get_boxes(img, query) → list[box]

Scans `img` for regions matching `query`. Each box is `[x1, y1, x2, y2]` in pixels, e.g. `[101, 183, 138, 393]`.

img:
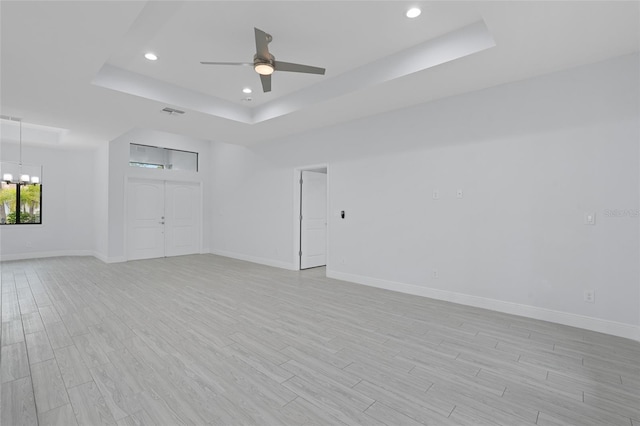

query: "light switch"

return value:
[584, 212, 596, 225]
[584, 290, 595, 303]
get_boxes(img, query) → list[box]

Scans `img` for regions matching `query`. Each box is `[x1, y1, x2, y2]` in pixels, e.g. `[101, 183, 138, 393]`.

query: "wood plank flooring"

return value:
[1, 254, 639, 425]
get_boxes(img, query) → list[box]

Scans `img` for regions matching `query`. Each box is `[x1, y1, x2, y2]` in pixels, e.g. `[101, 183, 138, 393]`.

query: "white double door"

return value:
[127, 179, 201, 260]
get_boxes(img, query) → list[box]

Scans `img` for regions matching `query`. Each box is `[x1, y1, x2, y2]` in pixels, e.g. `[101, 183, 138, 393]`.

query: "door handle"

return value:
[159, 221, 165, 224]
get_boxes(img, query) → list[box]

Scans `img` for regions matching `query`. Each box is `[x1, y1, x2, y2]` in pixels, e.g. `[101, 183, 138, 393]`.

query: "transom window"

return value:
[129, 144, 198, 172]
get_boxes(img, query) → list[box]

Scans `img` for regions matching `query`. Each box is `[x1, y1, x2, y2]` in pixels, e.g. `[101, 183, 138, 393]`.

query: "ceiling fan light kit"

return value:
[254, 59, 275, 76]
[201, 27, 326, 93]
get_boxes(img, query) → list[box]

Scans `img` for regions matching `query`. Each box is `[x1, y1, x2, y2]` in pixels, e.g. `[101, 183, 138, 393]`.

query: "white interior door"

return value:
[165, 181, 200, 257]
[127, 179, 165, 260]
[300, 171, 327, 269]
[127, 179, 201, 261]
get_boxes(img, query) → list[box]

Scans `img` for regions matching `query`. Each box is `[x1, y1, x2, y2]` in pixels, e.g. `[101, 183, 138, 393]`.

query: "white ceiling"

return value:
[1, 1, 638, 147]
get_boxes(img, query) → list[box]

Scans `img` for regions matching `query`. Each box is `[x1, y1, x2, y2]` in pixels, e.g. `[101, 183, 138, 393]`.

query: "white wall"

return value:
[0, 143, 97, 260]
[209, 141, 294, 268]
[107, 128, 212, 262]
[94, 143, 109, 261]
[210, 53, 640, 339]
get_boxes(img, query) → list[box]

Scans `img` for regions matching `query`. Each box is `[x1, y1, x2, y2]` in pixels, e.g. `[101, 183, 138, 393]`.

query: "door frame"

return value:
[124, 177, 204, 261]
[292, 164, 329, 271]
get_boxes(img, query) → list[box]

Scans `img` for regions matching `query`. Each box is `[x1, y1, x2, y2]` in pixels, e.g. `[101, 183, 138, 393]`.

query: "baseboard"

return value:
[0, 250, 129, 264]
[210, 249, 297, 271]
[0, 250, 96, 262]
[94, 253, 126, 264]
[327, 269, 640, 342]
[92, 252, 109, 263]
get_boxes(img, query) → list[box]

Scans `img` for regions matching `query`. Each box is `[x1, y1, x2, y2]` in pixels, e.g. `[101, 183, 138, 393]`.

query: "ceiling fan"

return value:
[200, 27, 326, 93]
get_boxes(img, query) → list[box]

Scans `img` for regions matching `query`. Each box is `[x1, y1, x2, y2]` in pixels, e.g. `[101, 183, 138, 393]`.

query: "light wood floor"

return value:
[1, 255, 639, 426]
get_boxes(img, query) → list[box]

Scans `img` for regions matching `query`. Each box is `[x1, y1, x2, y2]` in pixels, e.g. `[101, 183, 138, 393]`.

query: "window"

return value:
[129, 144, 198, 172]
[0, 181, 42, 224]
[129, 162, 164, 169]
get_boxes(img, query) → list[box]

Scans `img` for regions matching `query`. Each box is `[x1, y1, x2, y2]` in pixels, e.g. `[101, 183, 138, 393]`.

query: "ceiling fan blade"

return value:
[254, 27, 271, 59]
[260, 74, 272, 93]
[274, 61, 325, 75]
[200, 61, 253, 66]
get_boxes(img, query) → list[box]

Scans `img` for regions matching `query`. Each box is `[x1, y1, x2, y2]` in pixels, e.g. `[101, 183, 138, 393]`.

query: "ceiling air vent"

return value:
[162, 107, 185, 115]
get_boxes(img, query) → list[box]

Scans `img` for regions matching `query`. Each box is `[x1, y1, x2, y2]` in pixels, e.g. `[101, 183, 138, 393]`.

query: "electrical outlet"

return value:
[584, 212, 596, 225]
[341, 258, 346, 264]
[432, 190, 439, 200]
[457, 189, 463, 199]
[26, 241, 32, 248]
[583, 290, 595, 303]
[432, 270, 439, 279]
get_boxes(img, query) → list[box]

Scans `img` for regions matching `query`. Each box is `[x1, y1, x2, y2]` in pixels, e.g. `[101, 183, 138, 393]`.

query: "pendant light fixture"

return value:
[1, 116, 41, 185]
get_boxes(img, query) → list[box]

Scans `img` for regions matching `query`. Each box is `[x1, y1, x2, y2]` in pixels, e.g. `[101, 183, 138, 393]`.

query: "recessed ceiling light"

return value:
[144, 52, 158, 61]
[406, 7, 421, 18]
[242, 87, 252, 94]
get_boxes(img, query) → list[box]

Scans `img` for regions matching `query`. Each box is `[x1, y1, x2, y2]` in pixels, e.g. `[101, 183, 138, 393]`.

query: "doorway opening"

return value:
[294, 165, 328, 270]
